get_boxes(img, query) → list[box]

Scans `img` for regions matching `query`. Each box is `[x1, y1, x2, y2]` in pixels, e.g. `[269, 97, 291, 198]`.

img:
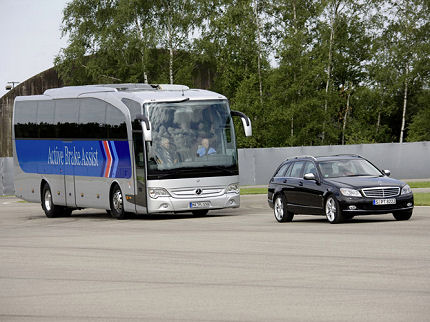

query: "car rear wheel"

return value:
[392, 210, 413, 221]
[273, 194, 294, 222]
[325, 196, 343, 224]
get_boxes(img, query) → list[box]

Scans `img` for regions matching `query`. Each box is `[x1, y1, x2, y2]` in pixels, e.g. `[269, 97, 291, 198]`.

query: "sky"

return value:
[0, 0, 70, 98]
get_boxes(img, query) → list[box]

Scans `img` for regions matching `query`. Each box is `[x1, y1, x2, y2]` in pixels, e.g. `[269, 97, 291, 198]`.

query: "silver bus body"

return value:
[12, 84, 251, 217]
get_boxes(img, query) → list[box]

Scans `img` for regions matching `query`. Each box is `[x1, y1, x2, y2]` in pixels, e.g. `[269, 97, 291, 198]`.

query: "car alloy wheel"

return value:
[273, 195, 294, 223]
[325, 196, 343, 224]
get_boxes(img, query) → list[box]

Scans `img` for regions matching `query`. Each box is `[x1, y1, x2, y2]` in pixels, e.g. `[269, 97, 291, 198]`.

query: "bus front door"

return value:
[133, 133, 147, 212]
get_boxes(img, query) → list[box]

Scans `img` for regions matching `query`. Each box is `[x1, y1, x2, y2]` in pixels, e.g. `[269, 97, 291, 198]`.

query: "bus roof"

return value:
[38, 84, 226, 102]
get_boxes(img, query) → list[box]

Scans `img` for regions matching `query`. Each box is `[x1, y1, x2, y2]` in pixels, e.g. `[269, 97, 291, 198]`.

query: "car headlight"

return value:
[226, 183, 240, 194]
[340, 188, 362, 197]
[148, 187, 170, 199]
[401, 184, 412, 195]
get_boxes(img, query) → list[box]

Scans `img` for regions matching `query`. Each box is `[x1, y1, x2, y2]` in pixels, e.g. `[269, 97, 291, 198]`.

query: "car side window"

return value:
[303, 161, 318, 177]
[289, 161, 305, 178]
[274, 163, 290, 177]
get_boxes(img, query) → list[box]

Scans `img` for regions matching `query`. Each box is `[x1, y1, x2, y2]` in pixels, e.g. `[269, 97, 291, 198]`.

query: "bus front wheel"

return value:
[110, 185, 127, 220]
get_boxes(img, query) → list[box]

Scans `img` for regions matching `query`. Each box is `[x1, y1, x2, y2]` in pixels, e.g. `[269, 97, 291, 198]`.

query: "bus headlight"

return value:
[401, 184, 412, 195]
[340, 188, 362, 197]
[226, 183, 240, 194]
[148, 188, 171, 199]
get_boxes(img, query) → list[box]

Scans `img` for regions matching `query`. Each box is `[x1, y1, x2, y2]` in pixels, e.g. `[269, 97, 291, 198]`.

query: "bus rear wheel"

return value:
[41, 184, 69, 218]
[110, 185, 127, 220]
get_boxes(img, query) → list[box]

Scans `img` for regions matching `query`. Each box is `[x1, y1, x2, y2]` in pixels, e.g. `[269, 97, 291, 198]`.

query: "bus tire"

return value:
[110, 184, 127, 220]
[41, 184, 62, 218]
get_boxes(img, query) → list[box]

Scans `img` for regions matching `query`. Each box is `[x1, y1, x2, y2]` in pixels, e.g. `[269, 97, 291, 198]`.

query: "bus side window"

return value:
[54, 99, 79, 139]
[106, 104, 127, 140]
[37, 101, 55, 139]
[14, 101, 38, 139]
[79, 98, 107, 139]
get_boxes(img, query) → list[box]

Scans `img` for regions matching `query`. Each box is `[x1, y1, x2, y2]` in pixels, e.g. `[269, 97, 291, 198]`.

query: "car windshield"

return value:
[145, 99, 238, 179]
[318, 159, 383, 178]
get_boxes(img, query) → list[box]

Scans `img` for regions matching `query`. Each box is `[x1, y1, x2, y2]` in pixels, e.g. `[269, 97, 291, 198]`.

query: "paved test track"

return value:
[0, 195, 429, 321]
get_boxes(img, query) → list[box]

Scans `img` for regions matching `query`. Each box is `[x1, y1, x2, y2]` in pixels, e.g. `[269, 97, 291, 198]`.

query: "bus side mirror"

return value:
[136, 114, 152, 142]
[231, 110, 252, 137]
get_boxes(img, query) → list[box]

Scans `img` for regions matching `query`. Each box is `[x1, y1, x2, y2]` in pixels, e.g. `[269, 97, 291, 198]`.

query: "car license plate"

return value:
[373, 199, 396, 205]
[190, 201, 211, 208]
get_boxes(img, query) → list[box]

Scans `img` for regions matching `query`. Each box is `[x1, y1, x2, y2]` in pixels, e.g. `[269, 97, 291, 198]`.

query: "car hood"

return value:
[325, 176, 405, 189]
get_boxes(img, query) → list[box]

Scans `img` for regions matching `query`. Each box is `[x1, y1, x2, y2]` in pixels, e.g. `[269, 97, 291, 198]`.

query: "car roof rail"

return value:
[293, 155, 316, 160]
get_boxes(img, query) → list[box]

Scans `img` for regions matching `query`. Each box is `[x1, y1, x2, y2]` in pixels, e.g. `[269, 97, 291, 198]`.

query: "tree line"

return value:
[55, 0, 430, 148]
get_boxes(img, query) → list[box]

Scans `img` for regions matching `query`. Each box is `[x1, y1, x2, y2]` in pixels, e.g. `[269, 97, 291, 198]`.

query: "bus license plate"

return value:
[373, 199, 396, 205]
[190, 201, 211, 208]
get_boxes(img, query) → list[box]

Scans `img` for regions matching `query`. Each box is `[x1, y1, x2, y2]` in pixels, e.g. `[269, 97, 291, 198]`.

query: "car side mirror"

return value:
[304, 173, 316, 181]
[383, 169, 391, 177]
[136, 114, 152, 142]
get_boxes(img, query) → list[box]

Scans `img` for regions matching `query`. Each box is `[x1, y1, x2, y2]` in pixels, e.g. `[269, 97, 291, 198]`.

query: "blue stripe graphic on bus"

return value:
[15, 140, 131, 178]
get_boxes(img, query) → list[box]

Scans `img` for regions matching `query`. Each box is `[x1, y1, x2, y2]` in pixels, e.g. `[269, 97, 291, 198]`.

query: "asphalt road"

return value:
[1, 195, 429, 321]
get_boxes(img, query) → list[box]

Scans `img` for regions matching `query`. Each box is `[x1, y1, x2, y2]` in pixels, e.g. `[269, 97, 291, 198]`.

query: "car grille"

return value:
[361, 187, 400, 198]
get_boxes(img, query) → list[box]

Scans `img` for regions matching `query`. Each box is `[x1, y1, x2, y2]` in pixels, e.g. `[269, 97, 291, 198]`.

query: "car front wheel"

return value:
[325, 196, 343, 224]
[393, 210, 413, 221]
[273, 194, 294, 222]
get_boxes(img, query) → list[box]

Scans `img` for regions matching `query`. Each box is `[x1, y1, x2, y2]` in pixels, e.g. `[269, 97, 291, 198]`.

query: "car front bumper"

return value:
[338, 193, 414, 215]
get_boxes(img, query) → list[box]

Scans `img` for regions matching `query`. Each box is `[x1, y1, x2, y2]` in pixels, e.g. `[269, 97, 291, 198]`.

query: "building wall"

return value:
[238, 142, 430, 186]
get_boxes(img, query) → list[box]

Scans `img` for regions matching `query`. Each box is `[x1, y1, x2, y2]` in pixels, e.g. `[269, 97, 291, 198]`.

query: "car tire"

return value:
[192, 210, 209, 216]
[325, 195, 343, 224]
[392, 210, 413, 221]
[110, 184, 127, 220]
[41, 184, 64, 218]
[273, 194, 294, 223]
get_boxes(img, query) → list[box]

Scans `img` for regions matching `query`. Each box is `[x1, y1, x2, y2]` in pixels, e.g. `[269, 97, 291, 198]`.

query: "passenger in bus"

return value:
[196, 137, 216, 157]
[155, 137, 180, 165]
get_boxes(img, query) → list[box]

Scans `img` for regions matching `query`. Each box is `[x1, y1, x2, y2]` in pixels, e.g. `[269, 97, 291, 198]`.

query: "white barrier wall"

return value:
[238, 142, 430, 186]
[2, 142, 430, 194]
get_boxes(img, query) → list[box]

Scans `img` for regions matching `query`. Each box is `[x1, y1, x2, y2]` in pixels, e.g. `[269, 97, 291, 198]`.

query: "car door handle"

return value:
[299, 181, 303, 186]
[283, 179, 287, 183]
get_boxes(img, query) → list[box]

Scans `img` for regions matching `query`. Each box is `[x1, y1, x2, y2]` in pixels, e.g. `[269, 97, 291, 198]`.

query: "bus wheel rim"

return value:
[44, 190, 52, 212]
[113, 190, 123, 212]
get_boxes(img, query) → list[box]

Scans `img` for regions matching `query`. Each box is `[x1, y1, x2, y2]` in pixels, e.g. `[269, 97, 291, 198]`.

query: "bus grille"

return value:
[361, 187, 400, 198]
[170, 187, 225, 199]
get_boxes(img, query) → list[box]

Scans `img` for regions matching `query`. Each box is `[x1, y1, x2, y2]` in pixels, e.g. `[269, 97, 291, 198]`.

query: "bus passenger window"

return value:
[55, 99, 79, 139]
[79, 98, 107, 139]
[106, 104, 127, 139]
[14, 101, 38, 138]
[37, 101, 55, 138]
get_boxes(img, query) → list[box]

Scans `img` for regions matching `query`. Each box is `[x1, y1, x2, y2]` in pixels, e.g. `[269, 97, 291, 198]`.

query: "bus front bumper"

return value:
[147, 193, 240, 213]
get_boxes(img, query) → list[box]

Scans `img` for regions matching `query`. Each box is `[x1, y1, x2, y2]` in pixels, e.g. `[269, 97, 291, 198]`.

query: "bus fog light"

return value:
[349, 205, 357, 210]
[160, 203, 169, 209]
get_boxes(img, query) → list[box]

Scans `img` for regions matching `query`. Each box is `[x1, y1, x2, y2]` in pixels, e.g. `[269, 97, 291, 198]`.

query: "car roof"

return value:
[281, 154, 364, 163]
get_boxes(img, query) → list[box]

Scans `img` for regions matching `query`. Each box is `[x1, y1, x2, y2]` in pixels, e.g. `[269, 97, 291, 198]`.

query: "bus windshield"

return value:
[145, 100, 238, 179]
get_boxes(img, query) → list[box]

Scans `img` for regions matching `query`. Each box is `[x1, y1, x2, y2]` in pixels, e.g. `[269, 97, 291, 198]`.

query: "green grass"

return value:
[406, 181, 430, 188]
[414, 193, 430, 206]
[240, 187, 267, 195]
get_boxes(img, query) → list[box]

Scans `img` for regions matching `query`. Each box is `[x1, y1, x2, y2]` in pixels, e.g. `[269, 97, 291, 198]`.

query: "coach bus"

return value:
[13, 84, 252, 219]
